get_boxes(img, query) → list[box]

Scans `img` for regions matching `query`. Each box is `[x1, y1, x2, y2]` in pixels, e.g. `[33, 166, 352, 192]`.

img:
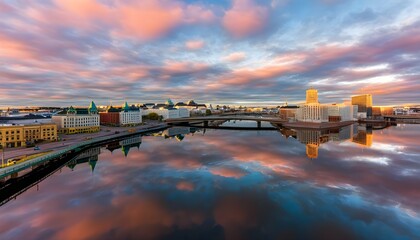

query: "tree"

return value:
[205, 109, 212, 116]
[147, 112, 160, 120]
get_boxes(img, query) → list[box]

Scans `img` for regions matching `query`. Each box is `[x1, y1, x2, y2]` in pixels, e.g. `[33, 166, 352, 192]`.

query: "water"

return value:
[0, 123, 419, 240]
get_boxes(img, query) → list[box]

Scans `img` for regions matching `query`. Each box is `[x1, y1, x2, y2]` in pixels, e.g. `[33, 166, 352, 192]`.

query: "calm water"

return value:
[1, 123, 419, 240]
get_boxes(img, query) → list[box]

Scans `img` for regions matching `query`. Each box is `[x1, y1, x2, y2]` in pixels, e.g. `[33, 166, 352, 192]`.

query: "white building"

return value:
[296, 103, 326, 122]
[120, 102, 142, 126]
[296, 88, 358, 122]
[52, 101, 100, 134]
[142, 108, 190, 120]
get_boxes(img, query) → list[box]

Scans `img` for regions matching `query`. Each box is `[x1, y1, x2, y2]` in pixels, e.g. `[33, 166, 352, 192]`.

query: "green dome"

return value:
[89, 101, 98, 114]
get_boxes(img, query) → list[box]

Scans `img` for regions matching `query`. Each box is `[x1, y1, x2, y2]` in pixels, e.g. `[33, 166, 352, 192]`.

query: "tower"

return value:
[88, 101, 98, 114]
[306, 87, 318, 104]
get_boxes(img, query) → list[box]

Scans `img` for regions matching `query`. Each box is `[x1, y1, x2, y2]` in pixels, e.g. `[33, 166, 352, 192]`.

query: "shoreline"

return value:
[0, 123, 168, 178]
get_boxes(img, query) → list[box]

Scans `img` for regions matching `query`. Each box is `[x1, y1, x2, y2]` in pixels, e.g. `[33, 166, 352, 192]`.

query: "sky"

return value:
[0, 0, 419, 107]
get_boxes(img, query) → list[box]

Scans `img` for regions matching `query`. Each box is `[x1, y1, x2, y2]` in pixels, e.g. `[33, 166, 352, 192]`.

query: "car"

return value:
[34, 146, 40, 150]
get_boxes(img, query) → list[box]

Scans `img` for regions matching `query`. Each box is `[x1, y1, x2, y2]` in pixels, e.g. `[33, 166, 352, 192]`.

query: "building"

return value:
[143, 99, 190, 120]
[52, 101, 100, 134]
[306, 87, 318, 104]
[380, 107, 394, 116]
[100, 102, 142, 126]
[351, 94, 373, 118]
[0, 123, 57, 148]
[279, 106, 298, 120]
[142, 108, 189, 120]
[297, 88, 359, 122]
[175, 100, 207, 114]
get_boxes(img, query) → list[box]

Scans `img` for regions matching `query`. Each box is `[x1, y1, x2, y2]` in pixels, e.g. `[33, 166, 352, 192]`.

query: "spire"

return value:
[123, 101, 130, 112]
[68, 106, 76, 114]
[166, 98, 174, 106]
[89, 159, 97, 172]
[89, 101, 98, 114]
[121, 146, 130, 157]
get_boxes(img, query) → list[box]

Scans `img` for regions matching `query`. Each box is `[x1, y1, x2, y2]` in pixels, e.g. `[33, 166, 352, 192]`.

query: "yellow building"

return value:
[306, 144, 319, 159]
[306, 87, 318, 104]
[351, 94, 372, 113]
[352, 130, 373, 147]
[0, 123, 57, 148]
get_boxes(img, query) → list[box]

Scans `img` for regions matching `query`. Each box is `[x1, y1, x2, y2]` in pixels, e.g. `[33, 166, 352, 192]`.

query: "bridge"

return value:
[165, 116, 287, 128]
[383, 115, 420, 124]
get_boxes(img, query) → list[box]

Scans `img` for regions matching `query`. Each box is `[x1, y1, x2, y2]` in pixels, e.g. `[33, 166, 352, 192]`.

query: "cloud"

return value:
[185, 40, 205, 50]
[223, 52, 246, 62]
[222, 0, 269, 38]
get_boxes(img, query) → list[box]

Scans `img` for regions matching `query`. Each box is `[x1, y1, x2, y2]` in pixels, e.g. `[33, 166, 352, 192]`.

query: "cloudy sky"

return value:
[1, 0, 419, 107]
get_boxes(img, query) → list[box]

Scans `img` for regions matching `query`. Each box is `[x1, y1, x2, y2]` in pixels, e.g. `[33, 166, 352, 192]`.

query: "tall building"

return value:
[306, 87, 318, 104]
[351, 94, 373, 118]
[52, 101, 100, 134]
[297, 87, 359, 122]
[0, 123, 57, 148]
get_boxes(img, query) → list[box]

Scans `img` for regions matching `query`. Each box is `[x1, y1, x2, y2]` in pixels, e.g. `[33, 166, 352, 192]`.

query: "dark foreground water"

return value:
[0, 123, 419, 240]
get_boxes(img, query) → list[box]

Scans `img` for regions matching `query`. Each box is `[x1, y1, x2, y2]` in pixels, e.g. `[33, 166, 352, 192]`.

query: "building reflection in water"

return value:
[63, 125, 378, 172]
[67, 147, 101, 172]
[105, 136, 142, 157]
[281, 124, 375, 159]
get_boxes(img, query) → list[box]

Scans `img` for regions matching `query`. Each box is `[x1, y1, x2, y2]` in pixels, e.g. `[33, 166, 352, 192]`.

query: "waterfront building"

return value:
[351, 94, 373, 118]
[52, 101, 100, 134]
[175, 100, 207, 114]
[296, 88, 359, 122]
[142, 108, 189, 119]
[279, 106, 298, 120]
[0, 123, 57, 148]
[143, 99, 190, 119]
[372, 107, 382, 118]
[100, 102, 142, 126]
[380, 107, 394, 116]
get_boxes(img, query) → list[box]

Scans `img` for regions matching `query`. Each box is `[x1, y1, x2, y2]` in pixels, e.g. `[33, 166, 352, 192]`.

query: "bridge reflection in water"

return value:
[0, 123, 385, 207]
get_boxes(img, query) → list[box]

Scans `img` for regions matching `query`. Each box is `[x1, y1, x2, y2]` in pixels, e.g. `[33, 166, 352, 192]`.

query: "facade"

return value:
[380, 107, 394, 115]
[142, 99, 190, 120]
[52, 101, 100, 134]
[351, 94, 373, 118]
[279, 106, 298, 120]
[143, 108, 189, 120]
[297, 88, 358, 122]
[175, 100, 207, 113]
[0, 123, 57, 148]
[306, 87, 318, 104]
[100, 103, 142, 126]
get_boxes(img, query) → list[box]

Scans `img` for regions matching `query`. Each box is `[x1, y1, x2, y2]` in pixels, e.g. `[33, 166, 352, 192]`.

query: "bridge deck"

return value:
[165, 116, 287, 124]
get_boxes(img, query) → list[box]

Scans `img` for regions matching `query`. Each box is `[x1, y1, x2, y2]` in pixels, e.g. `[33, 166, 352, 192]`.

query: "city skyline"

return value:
[1, 0, 420, 106]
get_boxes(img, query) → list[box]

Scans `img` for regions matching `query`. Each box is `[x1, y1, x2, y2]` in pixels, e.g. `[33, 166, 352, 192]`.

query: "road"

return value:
[2, 122, 163, 162]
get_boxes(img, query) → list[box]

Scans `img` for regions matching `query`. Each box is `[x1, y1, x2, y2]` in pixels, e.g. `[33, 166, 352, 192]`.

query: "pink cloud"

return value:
[210, 166, 248, 179]
[116, 0, 184, 40]
[185, 40, 205, 50]
[223, 52, 246, 62]
[223, 0, 269, 38]
[176, 181, 195, 191]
